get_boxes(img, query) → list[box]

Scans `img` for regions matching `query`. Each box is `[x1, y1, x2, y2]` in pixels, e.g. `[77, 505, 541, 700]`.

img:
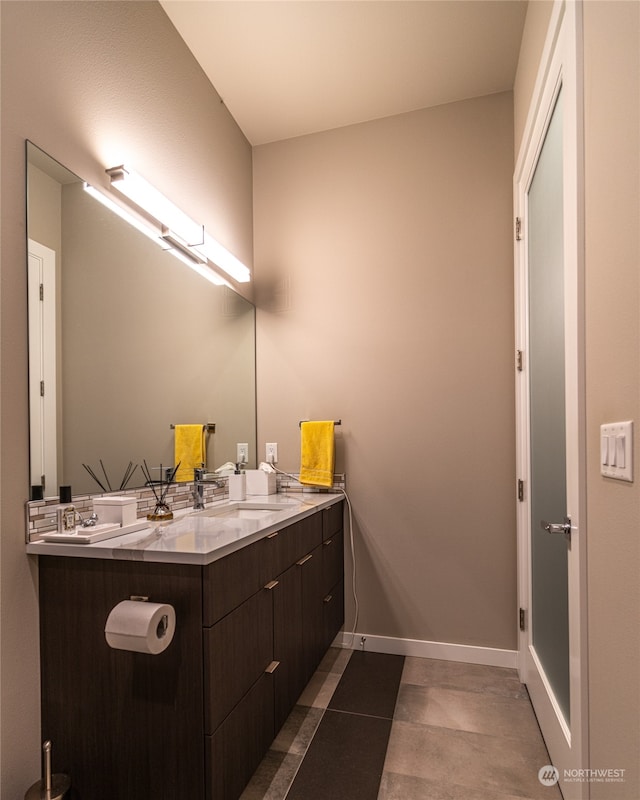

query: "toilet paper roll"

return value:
[104, 600, 176, 655]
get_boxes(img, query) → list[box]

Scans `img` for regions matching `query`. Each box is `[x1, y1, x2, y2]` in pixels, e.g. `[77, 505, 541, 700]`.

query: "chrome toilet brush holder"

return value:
[25, 740, 70, 799]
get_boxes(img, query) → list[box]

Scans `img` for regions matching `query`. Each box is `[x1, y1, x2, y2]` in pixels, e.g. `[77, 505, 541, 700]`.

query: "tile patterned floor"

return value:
[241, 648, 562, 800]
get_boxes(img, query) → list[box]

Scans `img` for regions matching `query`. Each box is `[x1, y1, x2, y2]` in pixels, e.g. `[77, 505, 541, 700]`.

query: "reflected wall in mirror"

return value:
[27, 142, 257, 497]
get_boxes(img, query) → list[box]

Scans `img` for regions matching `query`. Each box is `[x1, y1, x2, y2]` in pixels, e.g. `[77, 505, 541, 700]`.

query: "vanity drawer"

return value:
[322, 501, 344, 541]
[261, 513, 322, 582]
[204, 587, 273, 734]
[205, 672, 274, 800]
[203, 538, 264, 626]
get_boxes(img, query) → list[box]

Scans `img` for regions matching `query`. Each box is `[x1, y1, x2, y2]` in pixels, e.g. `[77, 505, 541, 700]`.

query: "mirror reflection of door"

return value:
[28, 239, 57, 493]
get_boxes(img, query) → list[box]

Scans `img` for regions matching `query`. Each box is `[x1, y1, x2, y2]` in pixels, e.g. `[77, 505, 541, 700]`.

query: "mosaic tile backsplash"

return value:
[26, 473, 346, 542]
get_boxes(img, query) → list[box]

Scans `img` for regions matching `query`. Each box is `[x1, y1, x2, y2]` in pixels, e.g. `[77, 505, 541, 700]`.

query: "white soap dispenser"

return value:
[228, 464, 246, 501]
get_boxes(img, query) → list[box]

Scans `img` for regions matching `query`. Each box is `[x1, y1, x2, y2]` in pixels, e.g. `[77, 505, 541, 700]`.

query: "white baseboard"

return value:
[336, 631, 517, 669]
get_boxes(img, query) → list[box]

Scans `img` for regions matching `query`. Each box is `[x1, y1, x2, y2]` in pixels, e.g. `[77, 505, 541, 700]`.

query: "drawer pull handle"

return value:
[267, 531, 279, 539]
[264, 580, 279, 590]
[296, 554, 313, 566]
[323, 539, 333, 546]
[265, 660, 280, 674]
[323, 594, 333, 603]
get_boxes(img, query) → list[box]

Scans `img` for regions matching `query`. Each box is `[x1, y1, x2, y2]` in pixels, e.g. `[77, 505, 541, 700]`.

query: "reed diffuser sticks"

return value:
[82, 461, 139, 493]
[142, 460, 181, 521]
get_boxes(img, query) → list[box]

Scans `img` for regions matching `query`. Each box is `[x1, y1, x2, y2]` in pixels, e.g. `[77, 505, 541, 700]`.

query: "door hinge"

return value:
[39, 283, 44, 301]
[519, 607, 526, 632]
[515, 217, 522, 241]
[517, 479, 525, 502]
[516, 349, 523, 371]
[40, 380, 45, 397]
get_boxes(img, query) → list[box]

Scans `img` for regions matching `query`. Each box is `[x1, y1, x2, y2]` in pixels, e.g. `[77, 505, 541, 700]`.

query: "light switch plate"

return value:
[600, 421, 633, 481]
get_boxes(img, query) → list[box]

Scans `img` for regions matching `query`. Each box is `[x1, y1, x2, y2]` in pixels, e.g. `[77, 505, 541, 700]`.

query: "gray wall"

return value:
[0, 2, 252, 794]
[582, 2, 639, 795]
[253, 91, 517, 649]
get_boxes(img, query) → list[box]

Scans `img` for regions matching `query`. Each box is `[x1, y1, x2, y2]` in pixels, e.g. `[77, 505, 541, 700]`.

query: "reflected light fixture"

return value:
[105, 164, 251, 283]
[165, 244, 226, 286]
[83, 182, 164, 246]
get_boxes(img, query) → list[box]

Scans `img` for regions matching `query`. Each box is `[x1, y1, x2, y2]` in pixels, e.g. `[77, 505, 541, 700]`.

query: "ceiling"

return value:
[160, 1, 528, 146]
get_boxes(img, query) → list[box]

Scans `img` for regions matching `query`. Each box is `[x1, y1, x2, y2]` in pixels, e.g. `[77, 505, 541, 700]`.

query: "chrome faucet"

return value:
[192, 466, 223, 510]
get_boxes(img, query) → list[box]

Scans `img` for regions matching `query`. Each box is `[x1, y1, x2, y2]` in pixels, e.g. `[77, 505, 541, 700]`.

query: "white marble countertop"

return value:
[26, 492, 344, 566]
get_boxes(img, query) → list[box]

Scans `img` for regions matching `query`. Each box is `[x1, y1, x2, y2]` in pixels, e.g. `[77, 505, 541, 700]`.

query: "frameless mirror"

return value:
[27, 142, 256, 497]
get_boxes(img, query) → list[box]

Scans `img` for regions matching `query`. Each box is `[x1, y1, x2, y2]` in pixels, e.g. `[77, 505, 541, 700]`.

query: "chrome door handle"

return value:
[541, 517, 571, 535]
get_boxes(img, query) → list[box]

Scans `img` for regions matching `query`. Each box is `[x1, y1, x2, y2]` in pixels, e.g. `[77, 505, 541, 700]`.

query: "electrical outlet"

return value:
[266, 443, 278, 464]
[236, 443, 249, 464]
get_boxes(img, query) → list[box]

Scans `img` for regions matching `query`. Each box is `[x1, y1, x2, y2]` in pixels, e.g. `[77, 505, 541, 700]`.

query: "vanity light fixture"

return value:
[202, 232, 251, 284]
[84, 182, 225, 286]
[83, 182, 164, 246]
[106, 165, 204, 251]
[106, 165, 251, 283]
[161, 228, 207, 264]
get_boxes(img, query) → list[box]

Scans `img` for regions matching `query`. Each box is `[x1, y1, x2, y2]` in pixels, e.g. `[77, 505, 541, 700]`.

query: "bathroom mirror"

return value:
[27, 142, 256, 497]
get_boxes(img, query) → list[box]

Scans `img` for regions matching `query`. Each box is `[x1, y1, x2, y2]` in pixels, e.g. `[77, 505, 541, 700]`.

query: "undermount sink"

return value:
[192, 502, 294, 520]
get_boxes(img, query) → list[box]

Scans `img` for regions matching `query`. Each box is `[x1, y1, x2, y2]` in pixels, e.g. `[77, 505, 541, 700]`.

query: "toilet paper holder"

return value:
[129, 596, 170, 639]
[105, 596, 176, 655]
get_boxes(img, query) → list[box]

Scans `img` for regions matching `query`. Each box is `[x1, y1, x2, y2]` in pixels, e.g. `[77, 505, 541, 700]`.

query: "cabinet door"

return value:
[322, 501, 343, 541]
[204, 588, 273, 734]
[322, 578, 345, 652]
[301, 546, 324, 683]
[272, 564, 304, 731]
[321, 530, 344, 598]
[206, 673, 274, 800]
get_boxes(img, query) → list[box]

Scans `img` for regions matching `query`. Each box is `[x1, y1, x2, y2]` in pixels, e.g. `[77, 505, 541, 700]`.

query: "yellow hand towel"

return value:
[174, 424, 206, 483]
[299, 421, 335, 488]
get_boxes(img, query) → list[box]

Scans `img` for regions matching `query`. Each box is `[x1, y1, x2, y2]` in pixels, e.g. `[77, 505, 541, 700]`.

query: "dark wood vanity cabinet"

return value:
[39, 558, 206, 800]
[38, 500, 344, 800]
